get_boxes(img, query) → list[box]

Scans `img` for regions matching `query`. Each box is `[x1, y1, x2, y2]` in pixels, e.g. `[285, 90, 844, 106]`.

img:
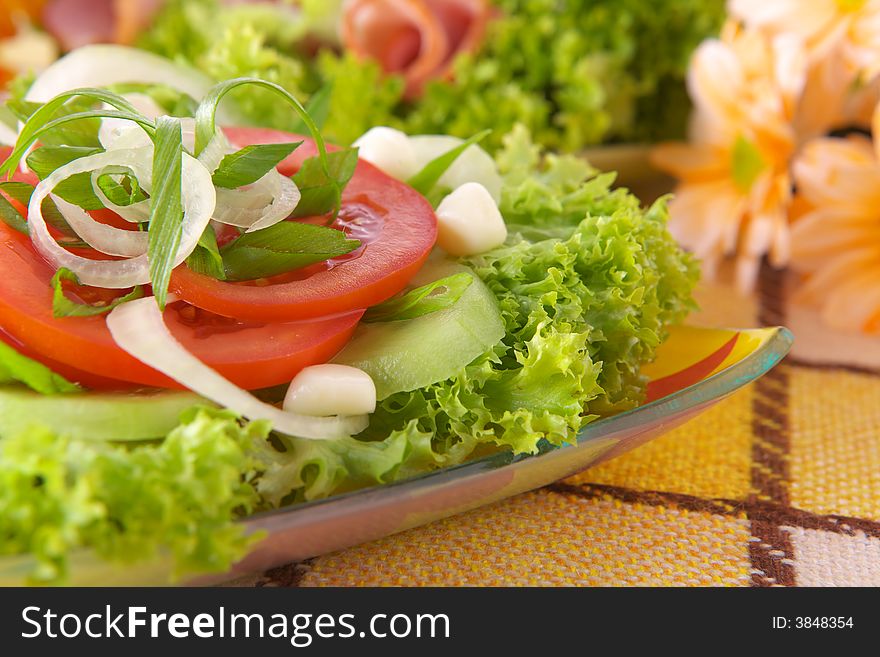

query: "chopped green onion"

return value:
[1, 88, 147, 178]
[186, 226, 226, 280]
[146, 116, 184, 309]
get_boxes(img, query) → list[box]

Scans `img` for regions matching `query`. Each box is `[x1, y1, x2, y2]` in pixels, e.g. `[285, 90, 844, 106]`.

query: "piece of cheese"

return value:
[353, 126, 418, 180]
[435, 182, 508, 256]
[284, 364, 377, 417]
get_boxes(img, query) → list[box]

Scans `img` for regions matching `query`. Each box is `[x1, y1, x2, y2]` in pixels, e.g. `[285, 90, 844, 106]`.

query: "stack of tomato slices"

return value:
[0, 127, 437, 391]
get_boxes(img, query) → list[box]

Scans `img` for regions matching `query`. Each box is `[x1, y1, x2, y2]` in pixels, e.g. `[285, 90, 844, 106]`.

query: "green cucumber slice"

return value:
[334, 260, 505, 399]
[0, 387, 209, 441]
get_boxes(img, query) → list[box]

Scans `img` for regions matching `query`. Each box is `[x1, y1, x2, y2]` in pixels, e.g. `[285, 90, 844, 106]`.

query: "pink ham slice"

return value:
[42, 0, 164, 51]
[342, 0, 490, 99]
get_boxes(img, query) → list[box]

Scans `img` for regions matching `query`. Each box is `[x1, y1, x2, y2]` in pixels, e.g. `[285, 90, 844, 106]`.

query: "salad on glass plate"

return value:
[0, 46, 789, 586]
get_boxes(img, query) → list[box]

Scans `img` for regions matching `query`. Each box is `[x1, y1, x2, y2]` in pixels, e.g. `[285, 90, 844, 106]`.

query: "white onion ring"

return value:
[90, 165, 152, 224]
[26, 46, 214, 104]
[28, 147, 216, 288]
[99, 93, 167, 148]
[107, 296, 367, 440]
[214, 169, 301, 232]
[198, 132, 232, 173]
[53, 195, 148, 257]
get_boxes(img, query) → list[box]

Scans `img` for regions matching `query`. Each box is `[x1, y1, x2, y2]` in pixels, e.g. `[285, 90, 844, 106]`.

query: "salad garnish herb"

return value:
[194, 77, 345, 215]
[212, 141, 302, 189]
[406, 129, 491, 196]
[186, 226, 226, 280]
[26, 145, 106, 209]
[1, 88, 151, 177]
[290, 147, 359, 219]
[51, 268, 145, 318]
[220, 221, 361, 282]
[0, 180, 84, 243]
[0, 78, 367, 300]
[94, 171, 149, 207]
[0, 182, 35, 234]
[363, 273, 474, 324]
[146, 116, 185, 309]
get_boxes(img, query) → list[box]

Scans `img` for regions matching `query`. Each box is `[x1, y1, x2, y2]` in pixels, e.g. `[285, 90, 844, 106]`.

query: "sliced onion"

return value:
[90, 166, 152, 224]
[26, 45, 225, 112]
[53, 195, 148, 257]
[197, 131, 232, 173]
[409, 135, 503, 202]
[101, 117, 200, 157]
[107, 297, 367, 440]
[99, 93, 167, 147]
[28, 147, 216, 288]
[214, 169, 301, 232]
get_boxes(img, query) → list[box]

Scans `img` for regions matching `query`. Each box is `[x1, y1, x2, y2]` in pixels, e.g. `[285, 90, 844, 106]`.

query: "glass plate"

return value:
[0, 324, 793, 586]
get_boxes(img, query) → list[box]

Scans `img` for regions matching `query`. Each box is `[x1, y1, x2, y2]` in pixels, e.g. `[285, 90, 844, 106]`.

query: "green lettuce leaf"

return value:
[0, 408, 269, 584]
[0, 341, 80, 394]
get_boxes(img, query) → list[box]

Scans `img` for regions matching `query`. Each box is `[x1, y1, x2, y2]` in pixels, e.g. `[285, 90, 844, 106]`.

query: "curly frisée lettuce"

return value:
[0, 408, 267, 584]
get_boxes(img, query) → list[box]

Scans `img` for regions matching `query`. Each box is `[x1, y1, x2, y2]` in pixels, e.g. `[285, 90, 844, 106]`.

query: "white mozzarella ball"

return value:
[353, 127, 418, 181]
[435, 182, 508, 256]
[284, 364, 377, 417]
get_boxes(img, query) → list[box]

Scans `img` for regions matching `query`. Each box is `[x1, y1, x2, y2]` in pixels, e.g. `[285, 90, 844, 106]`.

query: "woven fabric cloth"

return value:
[239, 264, 880, 587]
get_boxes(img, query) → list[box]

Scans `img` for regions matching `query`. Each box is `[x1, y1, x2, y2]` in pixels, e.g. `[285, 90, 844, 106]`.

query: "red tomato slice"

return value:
[0, 221, 364, 390]
[169, 127, 438, 322]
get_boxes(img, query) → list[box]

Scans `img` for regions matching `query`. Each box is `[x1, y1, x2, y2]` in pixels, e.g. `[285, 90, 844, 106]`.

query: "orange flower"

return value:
[731, 0, 880, 139]
[729, 0, 880, 76]
[651, 24, 804, 292]
[789, 104, 880, 334]
[795, 51, 880, 139]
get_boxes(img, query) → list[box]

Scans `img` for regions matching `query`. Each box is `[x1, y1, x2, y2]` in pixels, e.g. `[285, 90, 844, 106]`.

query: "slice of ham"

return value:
[342, 0, 491, 99]
[42, 0, 164, 51]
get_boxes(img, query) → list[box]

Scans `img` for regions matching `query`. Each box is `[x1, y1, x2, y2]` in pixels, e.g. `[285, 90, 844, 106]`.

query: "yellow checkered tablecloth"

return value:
[238, 263, 880, 587]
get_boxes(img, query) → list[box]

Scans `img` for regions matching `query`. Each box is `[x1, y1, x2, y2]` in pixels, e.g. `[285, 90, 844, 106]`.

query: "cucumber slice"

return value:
[334, 260, 505, 399]
[0, 387, 209, 441]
